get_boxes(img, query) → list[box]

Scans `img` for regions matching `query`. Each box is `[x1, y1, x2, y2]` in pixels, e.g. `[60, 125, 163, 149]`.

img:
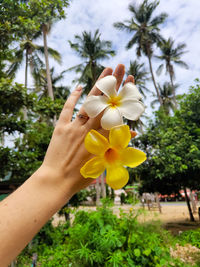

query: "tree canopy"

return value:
[136, 80, 200, 194]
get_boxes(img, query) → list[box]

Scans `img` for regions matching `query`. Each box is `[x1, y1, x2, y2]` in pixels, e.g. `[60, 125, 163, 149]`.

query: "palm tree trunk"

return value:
[147, 52, 163, 106]
[91, 61, 96, 86]
[96, 177, 101, 206]
[169, 66, 178, 109]
[42, 24, 56, 126]
[25, 48, 28, 88]
[23, 48, 28, 120]
[100, 173, 106, 198]
[0, 133, 5, 146]
[42, 24, 54, 101]
[184, 186, 195, 222]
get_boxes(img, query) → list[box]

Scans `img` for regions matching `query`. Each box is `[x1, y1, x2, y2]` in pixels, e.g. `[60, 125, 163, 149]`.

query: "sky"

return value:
[15, 0, 200, 117]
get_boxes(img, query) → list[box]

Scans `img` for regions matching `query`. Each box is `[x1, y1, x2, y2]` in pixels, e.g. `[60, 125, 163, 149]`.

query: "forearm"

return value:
[0, 167, 73, 266]
[0, 65, 126, 266]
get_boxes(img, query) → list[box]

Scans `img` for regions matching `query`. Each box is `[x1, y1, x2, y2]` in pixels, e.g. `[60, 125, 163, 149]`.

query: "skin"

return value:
[0, 64, 136, 266]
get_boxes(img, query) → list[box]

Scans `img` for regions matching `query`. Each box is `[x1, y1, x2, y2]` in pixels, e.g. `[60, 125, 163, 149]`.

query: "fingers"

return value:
[124, 75, 135, 84]
[131, 131, 137, 138]
[113, 64, 125, 91]
[85, 64, 126, 130]
[74, 67, 113, 125]
[73, 65, 135, 130]
[57, 86, 82, 126]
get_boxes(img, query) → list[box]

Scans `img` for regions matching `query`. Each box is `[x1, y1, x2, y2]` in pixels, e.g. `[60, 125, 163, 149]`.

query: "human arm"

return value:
[0, 64, 134, 266]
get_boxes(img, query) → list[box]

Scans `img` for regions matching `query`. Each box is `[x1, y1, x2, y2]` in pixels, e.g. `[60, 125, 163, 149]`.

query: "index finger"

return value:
[74, 67, 113, 123]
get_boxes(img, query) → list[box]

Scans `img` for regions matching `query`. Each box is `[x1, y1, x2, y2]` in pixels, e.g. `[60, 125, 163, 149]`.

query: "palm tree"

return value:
[68, 29, 115, 95]
[127, 117, 146, 134]
[151, 82, 178, 115]
[126, 60, 150, 98]
[33, 67, 70, 100]
[156, 37, 188, 108]
[8, 35, 61, 90]
[8, 34, 61, 121]
[114, 0, 167, 106]
[71, 64, 105, 96]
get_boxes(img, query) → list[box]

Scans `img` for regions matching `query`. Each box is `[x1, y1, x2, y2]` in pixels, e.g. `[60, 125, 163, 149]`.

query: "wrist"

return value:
[33, 165, 75, 205]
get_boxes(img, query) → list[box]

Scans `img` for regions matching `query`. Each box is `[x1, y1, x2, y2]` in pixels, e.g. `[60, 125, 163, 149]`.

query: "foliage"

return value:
[68, 29, 115, 95]
[0, 78, 30, 134]
[7, 36, 61, 83]
[16, 220, 70, 266]
[16, 203, 184, 266]
[114, 0, 167, 56]
[120, 191, 139, 205]
[0, 0, 69, 76]
[114, 0, 168, 105]
[136, 80, 200, 194]
[0, 121, 53, 181]
[126, 60, 150, 97]
[33, 97, 65, 121]
[151, 82, 178, 115]
[0, 89, 58, 180]
[156, 37, 188, 79]
[178, 229, 200, 249]
[33, 67, 70, 100]
[58, 189, 90, 221]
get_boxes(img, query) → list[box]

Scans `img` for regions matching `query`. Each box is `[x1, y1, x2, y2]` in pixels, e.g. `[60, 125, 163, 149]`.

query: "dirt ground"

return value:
[117, 204, 200, 234]
[53, 203, 200, 235]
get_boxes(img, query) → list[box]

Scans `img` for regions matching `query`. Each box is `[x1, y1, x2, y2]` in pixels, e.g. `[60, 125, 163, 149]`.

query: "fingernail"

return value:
[76, 86, 82, 91]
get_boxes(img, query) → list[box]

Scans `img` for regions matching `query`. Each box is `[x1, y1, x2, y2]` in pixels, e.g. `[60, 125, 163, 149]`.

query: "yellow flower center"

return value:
[107, 95, 121, 108]
[104, 148, 119, 164]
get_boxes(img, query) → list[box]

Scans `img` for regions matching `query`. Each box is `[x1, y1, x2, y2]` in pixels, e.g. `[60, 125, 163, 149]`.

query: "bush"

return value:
[17, 203, 187, 266]
[178, 229, 200, 248]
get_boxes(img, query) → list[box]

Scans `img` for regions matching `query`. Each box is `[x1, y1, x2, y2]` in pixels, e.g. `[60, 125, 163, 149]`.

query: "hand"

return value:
[40, 64, 135, 196]
[0, 64, 135, 265]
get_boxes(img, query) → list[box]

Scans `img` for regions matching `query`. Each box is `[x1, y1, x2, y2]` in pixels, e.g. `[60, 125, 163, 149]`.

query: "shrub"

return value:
[17, 203, 187, 266]
[178, 229, 200, 248]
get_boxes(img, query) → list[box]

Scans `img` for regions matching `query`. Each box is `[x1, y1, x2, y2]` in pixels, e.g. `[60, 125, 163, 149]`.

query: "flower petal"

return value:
[95, 75, 117, 97]
[101, 107, 123, 130]
[83, 95, 108, 118]
[85, 130, 109, 155]
[119, 82, 142, 100]
[118, 99, 145, 120]
[109, 125, 131, 149]
[120, 147, 146, 168]
[106, 166, 129, 190]
[80, 157, 105, 178]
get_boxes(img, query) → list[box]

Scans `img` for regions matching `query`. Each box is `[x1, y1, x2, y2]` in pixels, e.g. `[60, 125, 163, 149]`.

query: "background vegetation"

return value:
[1, 0, 200, 265]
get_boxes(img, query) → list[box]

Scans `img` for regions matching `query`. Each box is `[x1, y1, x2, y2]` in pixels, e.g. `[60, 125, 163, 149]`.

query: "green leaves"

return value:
[0, 78, 29, 134]
[134, 248, 141, 257]
[137, 80, 200, 194]
[17, 205, 184, 266]
[68, 29, 115, 95]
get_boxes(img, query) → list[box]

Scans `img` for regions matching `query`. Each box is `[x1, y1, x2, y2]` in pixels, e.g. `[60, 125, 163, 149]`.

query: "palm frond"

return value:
[150, 13, 168, 27]
[113, 22, 133, 32]
[156, 64, 164, 76]
[7, 49, 24, 78]
[37, 46, 61, 64]
[67, 63, 84, 72]
[174, 60, 189, 69]
[126, 34, 140, 50]
[68, 29, 115, 90]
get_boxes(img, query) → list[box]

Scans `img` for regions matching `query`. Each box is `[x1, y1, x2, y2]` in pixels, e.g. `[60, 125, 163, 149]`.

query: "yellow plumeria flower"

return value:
[80, 125, 146, 190]
[83, 75, 145, 130]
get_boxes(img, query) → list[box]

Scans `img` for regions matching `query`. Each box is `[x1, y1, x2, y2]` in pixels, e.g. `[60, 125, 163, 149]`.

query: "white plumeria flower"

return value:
[83, 75, 145, 130]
